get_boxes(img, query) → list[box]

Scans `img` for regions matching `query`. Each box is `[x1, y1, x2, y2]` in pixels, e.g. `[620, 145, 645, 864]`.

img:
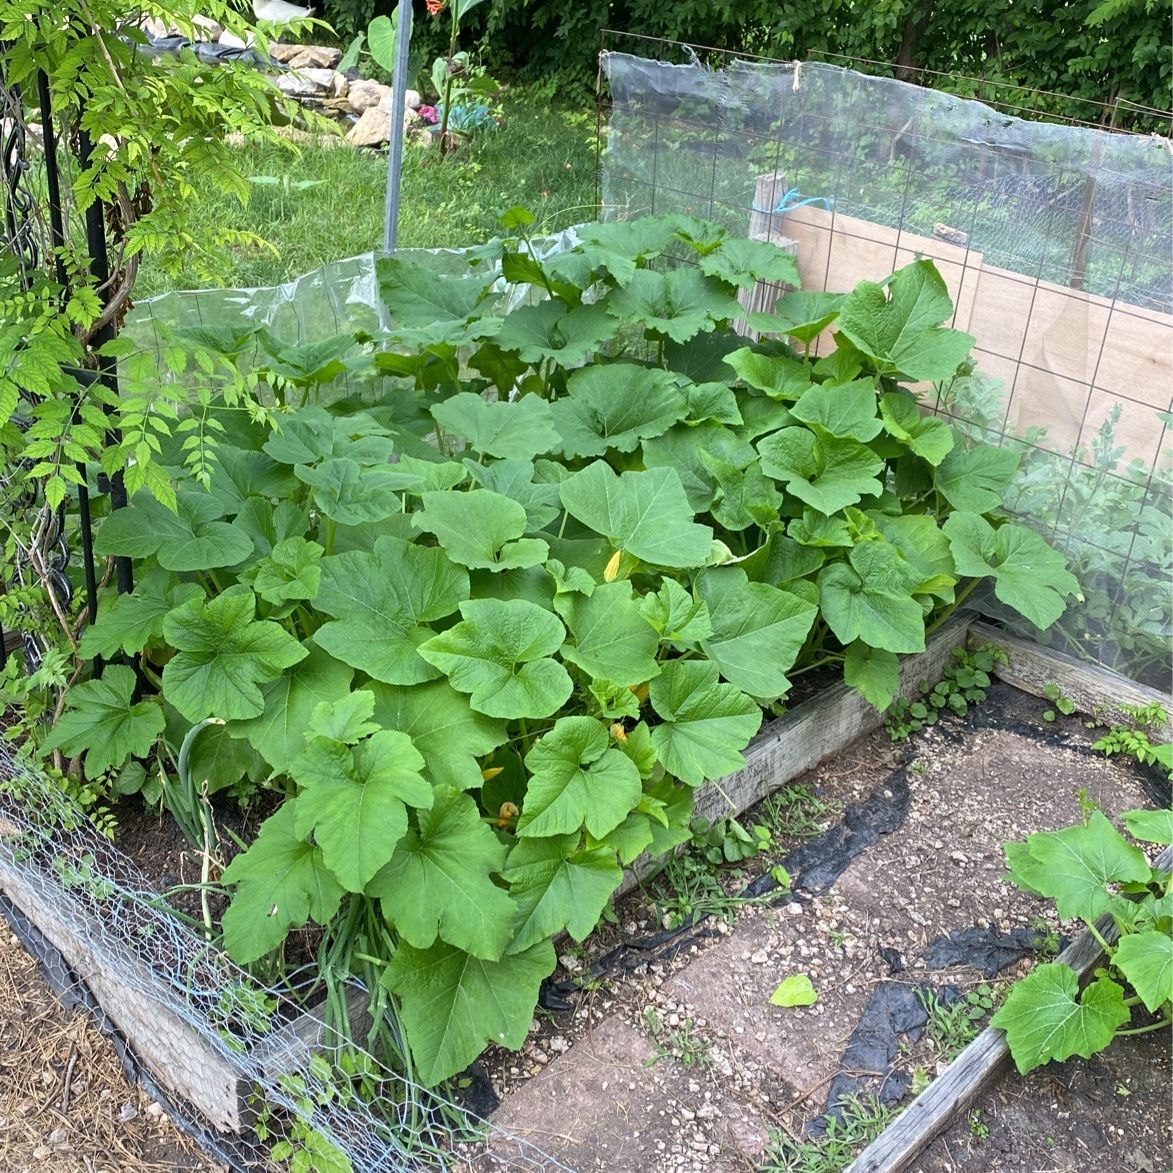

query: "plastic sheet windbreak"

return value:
[602, 52, 1172, 689]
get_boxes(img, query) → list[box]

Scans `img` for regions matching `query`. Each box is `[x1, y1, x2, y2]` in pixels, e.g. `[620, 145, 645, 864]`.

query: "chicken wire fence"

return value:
[601, 43, 1173, 689]
[0, 736, 574, 1173]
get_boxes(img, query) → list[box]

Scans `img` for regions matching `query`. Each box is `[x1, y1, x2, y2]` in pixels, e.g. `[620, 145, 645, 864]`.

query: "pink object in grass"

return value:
[417, 105, 439, 125]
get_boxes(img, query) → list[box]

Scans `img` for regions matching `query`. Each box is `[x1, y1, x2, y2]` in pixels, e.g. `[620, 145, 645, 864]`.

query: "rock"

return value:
[378, 88, 423, 113]
[345, 106, 391, 147]
[404, 88, 421, 110]
[346, 78, 392, 113]
[140, 16, 170, 38]
[285, 45, 342, 69]
[218, 29, 250, 49]
[191, 14, 223, 40]
[329, 71, 349, 99]
[118, 1103, 138, 1122]
[274, 70, 331, 98]
[267, 42, 304, 63]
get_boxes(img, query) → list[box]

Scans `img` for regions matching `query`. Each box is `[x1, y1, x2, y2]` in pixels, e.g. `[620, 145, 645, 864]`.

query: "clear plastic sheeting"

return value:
[603, 52, 1172, 688]
[0, 740, 574, 1173]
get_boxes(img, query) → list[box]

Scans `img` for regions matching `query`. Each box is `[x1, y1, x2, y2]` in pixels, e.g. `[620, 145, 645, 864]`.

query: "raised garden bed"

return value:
[2, 616, 1168, 1171]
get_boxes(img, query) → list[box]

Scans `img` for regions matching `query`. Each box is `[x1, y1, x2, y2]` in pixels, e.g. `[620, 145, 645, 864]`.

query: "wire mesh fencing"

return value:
[0, 736, 577, 1172]
[600, 43, 1172, 688]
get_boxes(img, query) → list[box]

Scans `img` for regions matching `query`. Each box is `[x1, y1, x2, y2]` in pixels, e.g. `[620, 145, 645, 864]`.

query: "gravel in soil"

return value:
[472, 685, 1172, 1172]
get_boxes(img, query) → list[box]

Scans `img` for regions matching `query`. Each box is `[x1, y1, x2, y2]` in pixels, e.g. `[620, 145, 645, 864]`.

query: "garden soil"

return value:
[0, 923, 220, 1172]
[472, 684, 1172, 1172]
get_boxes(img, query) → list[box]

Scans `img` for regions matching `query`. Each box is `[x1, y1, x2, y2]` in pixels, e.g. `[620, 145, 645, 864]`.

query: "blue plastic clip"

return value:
[752, 187, 835, 215]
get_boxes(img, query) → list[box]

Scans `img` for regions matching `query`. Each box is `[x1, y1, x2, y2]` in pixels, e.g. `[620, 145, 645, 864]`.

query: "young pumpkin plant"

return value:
[56, 210, 1080, 1086]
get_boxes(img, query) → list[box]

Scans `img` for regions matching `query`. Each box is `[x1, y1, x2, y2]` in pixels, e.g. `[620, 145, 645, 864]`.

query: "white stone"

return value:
[285, 44, 342, 69]
[192, 14, 223, 40]
[218, 29, 250, 49]
[345, 106, 390, 147]
[347, 78, 392, 113]
[274, 70, 331, 98]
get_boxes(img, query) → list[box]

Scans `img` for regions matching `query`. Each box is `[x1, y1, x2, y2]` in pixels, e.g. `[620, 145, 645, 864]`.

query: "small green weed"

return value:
[967, 1109, 990, 1140]
[759, 783, 841, 841]
[919, 984, 997, 1061]
[1041, 682, 1076, 722]
[641, 1007, 713, 1069]
[760, 1095, 894, 1172]
[1091, 701, 1172, 776]
[885, 646, 1006, 740]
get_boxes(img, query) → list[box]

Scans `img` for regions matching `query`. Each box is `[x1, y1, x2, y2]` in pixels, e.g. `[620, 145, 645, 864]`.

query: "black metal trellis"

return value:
[0, 59, 131, 673]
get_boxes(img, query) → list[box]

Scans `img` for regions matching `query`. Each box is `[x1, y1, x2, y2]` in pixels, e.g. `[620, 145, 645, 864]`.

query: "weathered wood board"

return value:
[845, 845, 1173, 1173]
[0, 850, 247, 1132]
[619, 613, 973, 895]
[969, 620, 1172, 730]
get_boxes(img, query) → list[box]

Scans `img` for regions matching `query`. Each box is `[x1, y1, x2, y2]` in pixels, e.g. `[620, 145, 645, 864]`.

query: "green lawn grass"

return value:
[138, 96, 599, 295]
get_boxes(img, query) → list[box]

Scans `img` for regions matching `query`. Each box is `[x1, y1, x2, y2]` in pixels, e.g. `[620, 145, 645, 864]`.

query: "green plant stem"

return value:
[924, 576, 982, 638]
[1114, 1015, 1172, 1036]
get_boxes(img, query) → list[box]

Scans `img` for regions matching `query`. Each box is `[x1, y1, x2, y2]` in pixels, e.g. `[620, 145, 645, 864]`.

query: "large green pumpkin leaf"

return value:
[550, 363, 687, 458]
[757, 427, 884, 515]
[162, 587, 308, 722]
[245, 537, 323, 608]
[642, 422, 754, 513]
[227, 643, 353, 772]
[78, 569, 203, 659]
[817, 540, 926, 654]
[843, 641, 901, 710]
[698, 236, 800, 289]
[294, 458, 404, 526]
[649, 660, 762, 787]
[724, 348, 812, 400]
[639, 579, 713, 645]
[221, 804, 345, 964]
[1004, 810, 1151, 922]
[42, 665, 164, 777]
[933, 444, 1021, 513]
[606, 268, 742, 344]
[291, 719, 431, 893]
[869, 511, 957, 603]
[568, 216, 679, 285]
[377, 257, 491, 326]
[1123, 808, 1173, 845]
[559, 461, 713, 568]
[314, 536, 469, 685]
[697, 568, 817, 700]
[418, 598, 573, 719]
[701, 450, 784, 532]
[186, 721, 265, 795]
[836, 260, 975, 381]
[991, 965, 1129, 1074]
[466, 460, 561, 533]
[381, 938, 556, 1087]
[412, 490, 549, 572]
[681, 380, 743, 426]
[263, 407, 395, 467]
[789, 380, 883, 442]
[518, 716, 643, 839]
[493, 300, 617, 366]
[368, 679, 508, 791]
[943, 513, 1080, 630]
[95, 491, 253, 572]
[879, 390, 954, 466]
[430, 391, 559, 461]
[1113, 931, 1172, 1014]
[556, 581, 661, 686]
[502, 834, 623, 954]
[747, 291, 845, 345]
[368, 786, 515, 959]
[206, 444, 298, 514]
